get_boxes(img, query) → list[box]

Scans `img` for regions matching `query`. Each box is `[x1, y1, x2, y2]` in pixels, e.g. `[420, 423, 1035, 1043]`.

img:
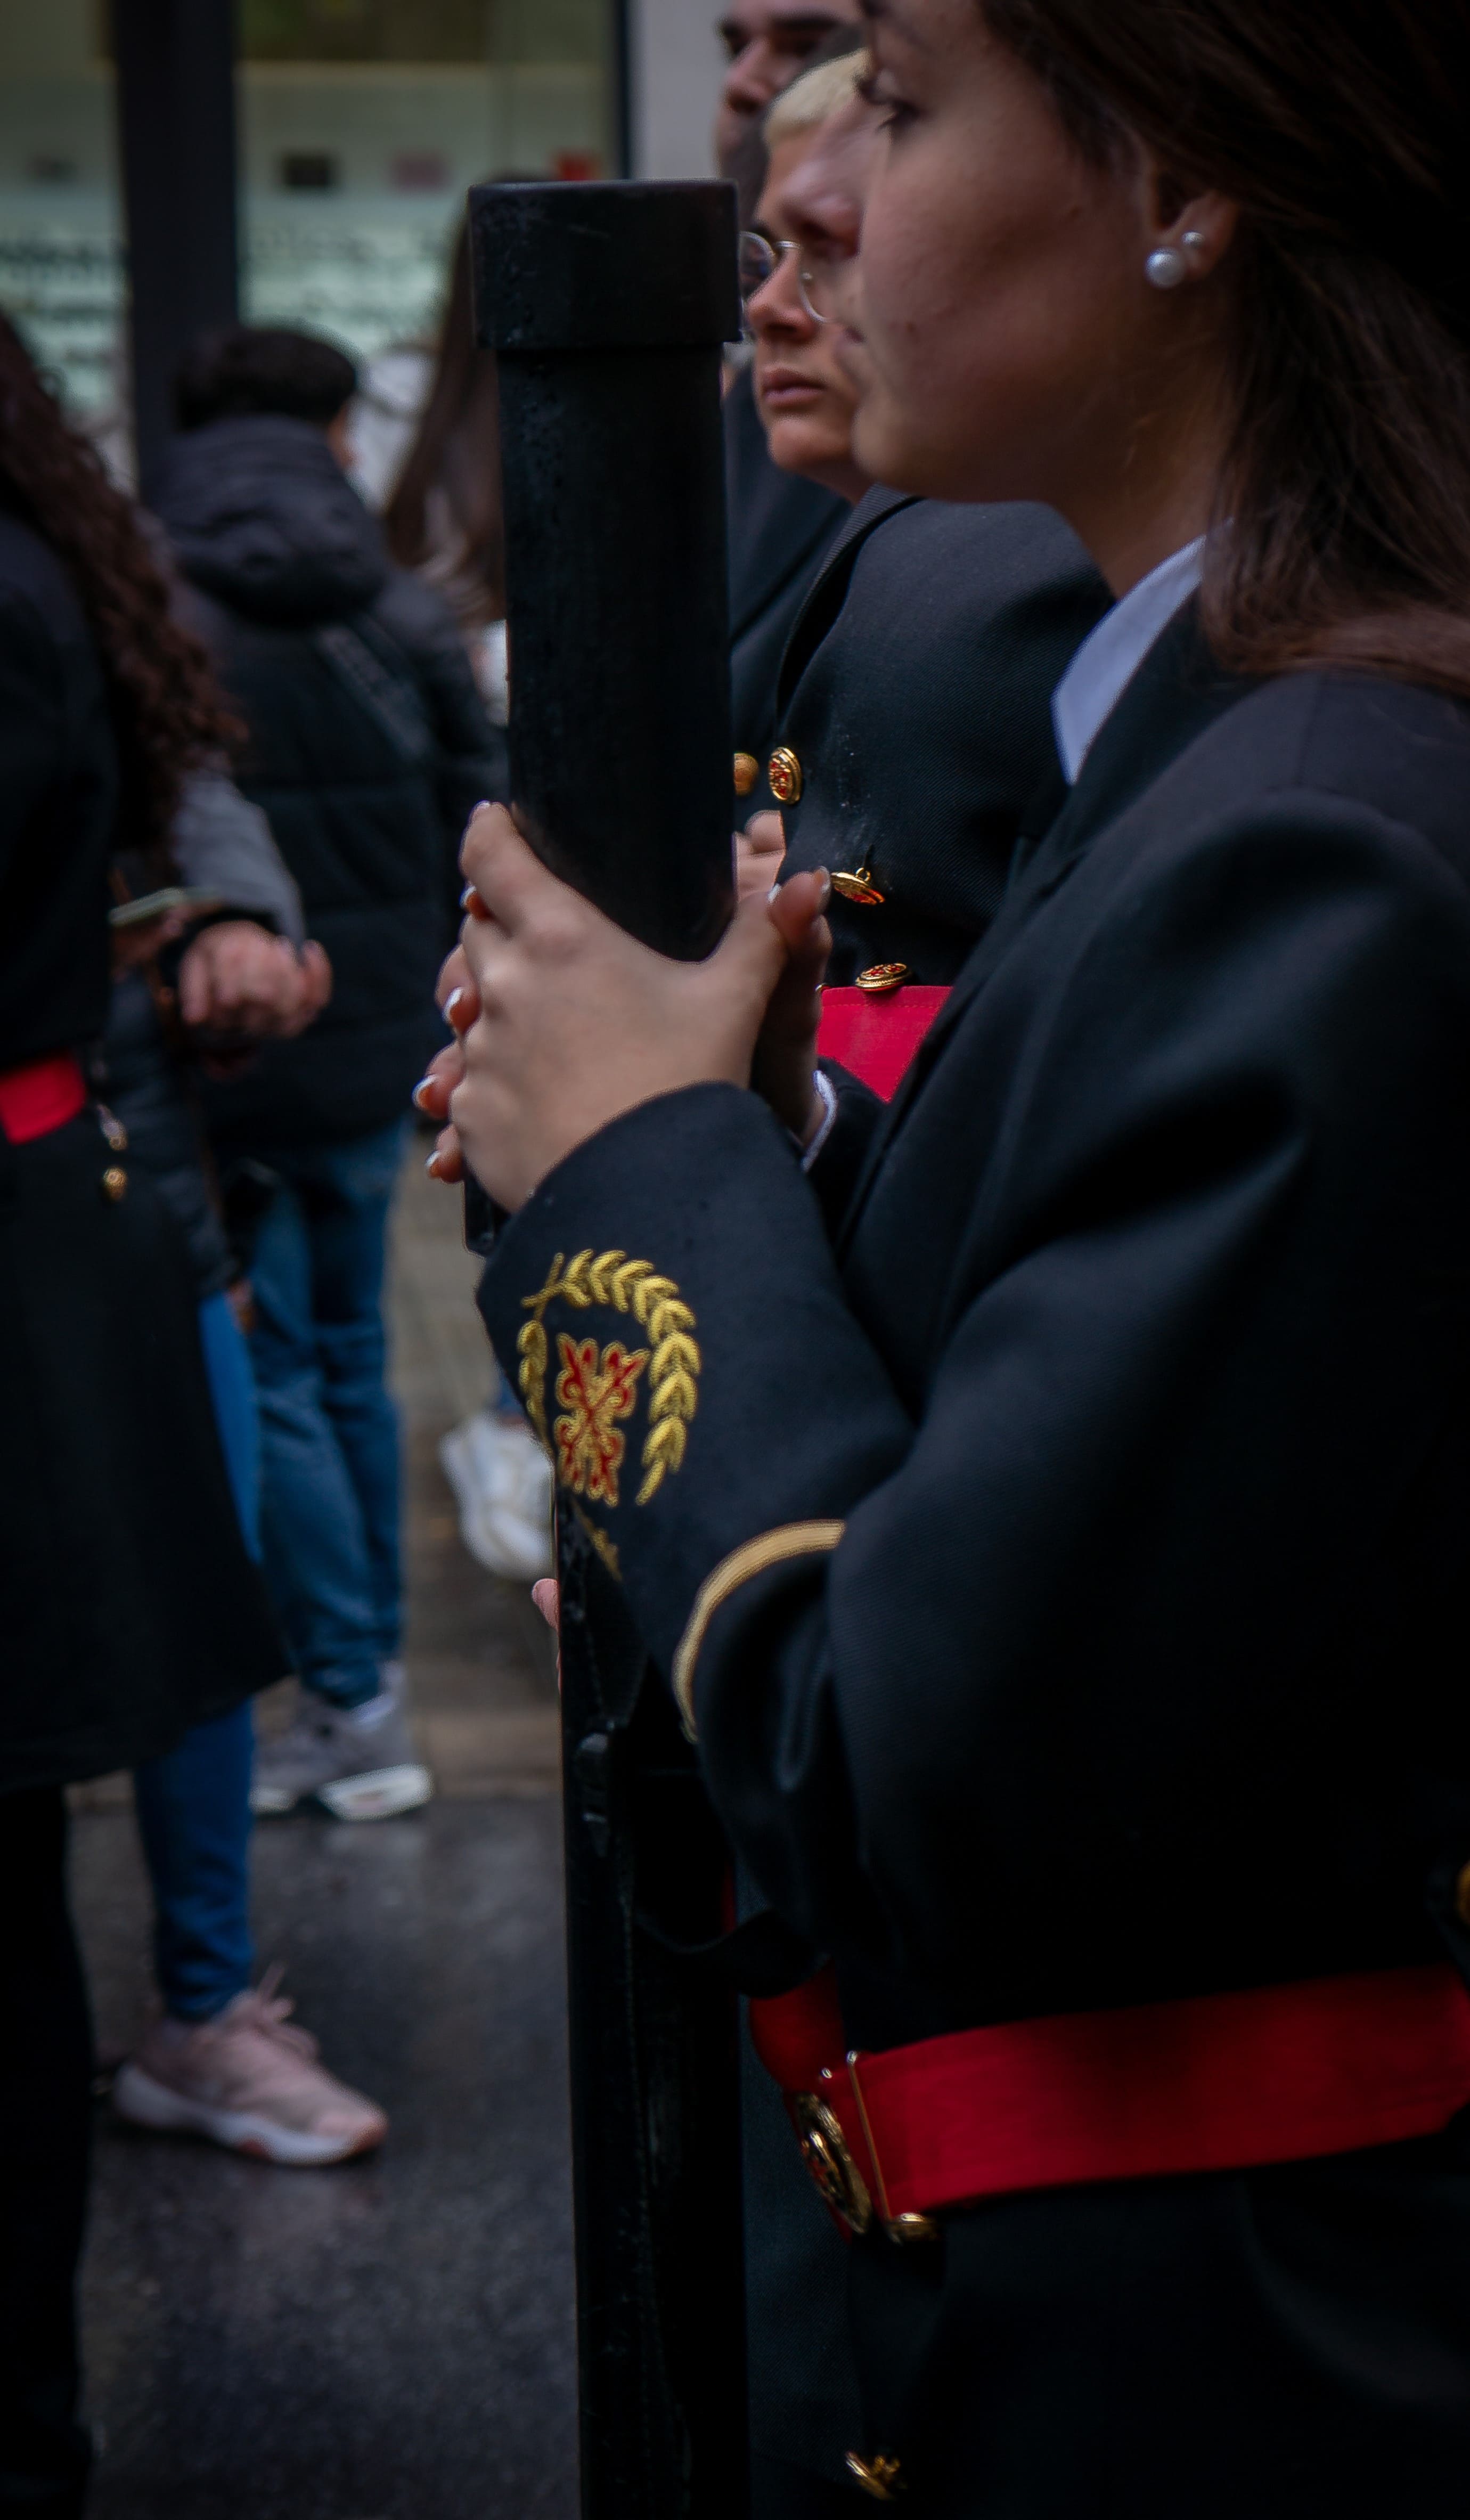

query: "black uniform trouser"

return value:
[750, 2454, 867, 2515]
[844, 2123, 1470, 2517]
[0, 1788, 92, 2516]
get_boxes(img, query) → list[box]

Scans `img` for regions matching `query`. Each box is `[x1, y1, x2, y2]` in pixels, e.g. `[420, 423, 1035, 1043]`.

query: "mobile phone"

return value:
[108, 886, 225, 929]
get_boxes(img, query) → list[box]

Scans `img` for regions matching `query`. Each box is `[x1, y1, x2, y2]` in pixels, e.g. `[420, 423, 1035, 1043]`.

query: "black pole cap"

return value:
[469, 178, 741, 354]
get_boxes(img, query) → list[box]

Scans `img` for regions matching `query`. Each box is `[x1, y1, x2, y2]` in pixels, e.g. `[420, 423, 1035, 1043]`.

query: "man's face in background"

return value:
[714, 0, 863, 172]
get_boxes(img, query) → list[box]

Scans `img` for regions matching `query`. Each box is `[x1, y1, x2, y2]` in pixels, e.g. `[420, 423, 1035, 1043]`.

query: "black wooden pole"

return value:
[467, 181, 744, 2520]
[111, 0, 240, 502]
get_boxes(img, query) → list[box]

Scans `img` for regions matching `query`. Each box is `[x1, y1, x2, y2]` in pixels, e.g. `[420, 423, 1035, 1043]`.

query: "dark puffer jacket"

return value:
[101, 773, 308, 1295]
[153, 414, 508, 1149]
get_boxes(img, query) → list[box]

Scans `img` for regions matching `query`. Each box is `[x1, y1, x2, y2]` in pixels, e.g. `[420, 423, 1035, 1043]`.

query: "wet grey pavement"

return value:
[70, 1151, 577, 2519]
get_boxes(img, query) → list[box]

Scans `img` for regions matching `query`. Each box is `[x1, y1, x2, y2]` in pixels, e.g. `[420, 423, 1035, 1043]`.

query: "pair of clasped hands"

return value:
[112, 906, 331, 1063]
[414, 805, 831, 1213]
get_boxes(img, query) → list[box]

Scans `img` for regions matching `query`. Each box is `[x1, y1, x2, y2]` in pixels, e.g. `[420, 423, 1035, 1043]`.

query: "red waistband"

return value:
[816, 984, 950, 1102]
[0, 1051, 88, 1145]
[750, 1961, 1470, 2231]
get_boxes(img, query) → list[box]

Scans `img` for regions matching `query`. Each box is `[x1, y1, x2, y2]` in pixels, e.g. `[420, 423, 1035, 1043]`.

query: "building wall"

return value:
[627, 0, 723, 181]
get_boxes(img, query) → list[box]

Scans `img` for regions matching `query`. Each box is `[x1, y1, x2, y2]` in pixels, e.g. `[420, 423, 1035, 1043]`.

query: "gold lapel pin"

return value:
[830, 867, 885, 906]
[855, 962, 910, 996]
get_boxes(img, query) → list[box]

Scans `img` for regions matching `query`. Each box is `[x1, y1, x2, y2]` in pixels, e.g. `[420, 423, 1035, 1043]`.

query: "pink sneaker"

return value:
[112, 1970, 387, 2166]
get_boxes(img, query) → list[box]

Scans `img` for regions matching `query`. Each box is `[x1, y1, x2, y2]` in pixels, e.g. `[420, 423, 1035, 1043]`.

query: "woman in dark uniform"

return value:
[0, 316, 282, 2514]
[442, 0, 1470, 2507]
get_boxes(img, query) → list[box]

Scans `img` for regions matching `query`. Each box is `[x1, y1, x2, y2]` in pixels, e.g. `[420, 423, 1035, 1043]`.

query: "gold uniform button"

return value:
[792, 2091, 873, 2236]
[855, 961, 910, 996]
[101, 1166, 128, 1202]
[887, 2211, 939, 2242]
[767, 745, 803, 805]
[830, 866, 885, 906]
[845, 2450, 905, 2502]
[732, 751, 759, 797]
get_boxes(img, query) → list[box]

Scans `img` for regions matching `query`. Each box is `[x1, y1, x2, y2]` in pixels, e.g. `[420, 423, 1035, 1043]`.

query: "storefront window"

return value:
[0, 1, 123, 418]
[240, 0, 617, 364]
[0, 0, 616, 456]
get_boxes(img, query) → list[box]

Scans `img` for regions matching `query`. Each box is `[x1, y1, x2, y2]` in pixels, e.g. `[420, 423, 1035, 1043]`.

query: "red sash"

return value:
[0, 1051, 88, 1144]
[761, 979, 1470, 2221]
[815, 984, 950, 1102]
[749, 1961, 1470, 2228]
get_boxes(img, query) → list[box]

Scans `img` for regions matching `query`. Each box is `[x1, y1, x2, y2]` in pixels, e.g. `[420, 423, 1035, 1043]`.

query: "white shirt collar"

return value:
[1051, 536, 1206, 786]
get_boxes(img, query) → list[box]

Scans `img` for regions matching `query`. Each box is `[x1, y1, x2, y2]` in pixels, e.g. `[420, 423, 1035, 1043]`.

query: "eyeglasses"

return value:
[738, 230, 831, 326]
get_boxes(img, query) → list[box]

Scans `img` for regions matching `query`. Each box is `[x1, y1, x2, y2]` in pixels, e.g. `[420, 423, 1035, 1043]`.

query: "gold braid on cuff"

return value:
[671, 1519, 846, 1741]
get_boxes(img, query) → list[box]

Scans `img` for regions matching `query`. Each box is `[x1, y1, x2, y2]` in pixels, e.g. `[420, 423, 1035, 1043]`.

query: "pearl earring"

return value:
[1145, 245, 1188, 289]
[1147, 230, 1206, 290]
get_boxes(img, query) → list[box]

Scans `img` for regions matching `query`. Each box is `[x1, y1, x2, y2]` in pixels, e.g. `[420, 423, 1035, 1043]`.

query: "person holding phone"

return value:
[158, 323, 505, 1824]
[95, 777, 389, 2170]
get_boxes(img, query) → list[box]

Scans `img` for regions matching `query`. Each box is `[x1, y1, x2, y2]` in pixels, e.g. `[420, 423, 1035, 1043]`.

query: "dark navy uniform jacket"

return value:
[482, 610, 1470, 2511]
[741, 488, 1110, 2492]
[725, 366, 848, 809]
[774, 488, 1108, 981]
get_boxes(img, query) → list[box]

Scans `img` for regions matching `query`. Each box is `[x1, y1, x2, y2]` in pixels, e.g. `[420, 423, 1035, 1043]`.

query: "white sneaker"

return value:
[439, 1410, 553, 1580]
[251, 1683, 433, 1820]
[113, 1973, 387, 2167]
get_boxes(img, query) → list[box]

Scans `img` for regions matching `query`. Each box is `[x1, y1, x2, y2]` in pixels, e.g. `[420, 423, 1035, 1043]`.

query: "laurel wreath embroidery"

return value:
[518, 1250, 701, 1506]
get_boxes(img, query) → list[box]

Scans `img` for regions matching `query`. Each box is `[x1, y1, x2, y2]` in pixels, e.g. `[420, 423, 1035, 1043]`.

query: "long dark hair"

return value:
[383, 206, 506, 628]
[0, 312, 237, 845]
[985, 0, 1470, 697]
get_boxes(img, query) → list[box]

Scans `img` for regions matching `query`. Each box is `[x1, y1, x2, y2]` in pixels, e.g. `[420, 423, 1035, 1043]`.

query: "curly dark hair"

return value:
[0, 311, 239, 850]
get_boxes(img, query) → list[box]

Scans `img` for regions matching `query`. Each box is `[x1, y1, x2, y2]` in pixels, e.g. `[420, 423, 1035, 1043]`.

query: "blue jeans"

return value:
[132, 1292, 259, 2021]
[246, 1122, 406, 1709]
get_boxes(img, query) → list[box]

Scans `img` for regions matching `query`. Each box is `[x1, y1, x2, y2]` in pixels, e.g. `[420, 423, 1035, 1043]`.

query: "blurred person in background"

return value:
[383, 188, 522, 727]
[716, 0, 864, 173]
[744, 57, 871, 510]
[735, 51, 872, 829]
[102, 774, 389, 2165]
[385, 197, 556, 1584]
[720, 14, 866, 819]
[0, 309, 283, 2518]
[153, 323, 507, 1823]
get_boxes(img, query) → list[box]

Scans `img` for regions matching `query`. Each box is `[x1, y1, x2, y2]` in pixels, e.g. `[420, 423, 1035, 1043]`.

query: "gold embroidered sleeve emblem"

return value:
[518, 1249, 701, 1506]
[553, 1334, 647, 1507]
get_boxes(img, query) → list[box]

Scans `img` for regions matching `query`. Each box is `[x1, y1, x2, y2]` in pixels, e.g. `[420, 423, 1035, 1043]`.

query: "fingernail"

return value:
[425, 1150, 444, 1178]
[411, 1078, 434, 1110]
[768, 882, 782, 902]
[815, 869, 831, 908]
[460, 883, 475, 909]
[472, 798, 491, 813]
[444, 987, 465, 1026]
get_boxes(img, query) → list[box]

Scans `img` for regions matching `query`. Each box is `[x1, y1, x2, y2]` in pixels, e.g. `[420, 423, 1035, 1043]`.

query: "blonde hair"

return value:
[764, 51, 864, 149]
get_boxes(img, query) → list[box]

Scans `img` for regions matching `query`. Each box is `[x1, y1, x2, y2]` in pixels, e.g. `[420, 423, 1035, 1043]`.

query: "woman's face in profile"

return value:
[839, 0, 1162, 517]
[747, 132, 871, 503]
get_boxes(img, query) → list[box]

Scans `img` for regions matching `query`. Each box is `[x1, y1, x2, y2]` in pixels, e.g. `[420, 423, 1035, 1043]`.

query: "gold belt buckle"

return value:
[791, 2091, 873, 2236]
[793, 2059, 940, 2243]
